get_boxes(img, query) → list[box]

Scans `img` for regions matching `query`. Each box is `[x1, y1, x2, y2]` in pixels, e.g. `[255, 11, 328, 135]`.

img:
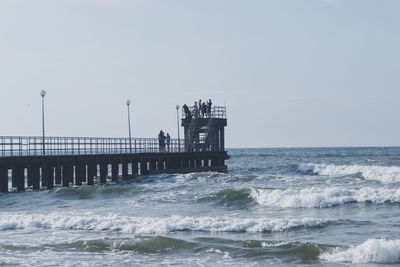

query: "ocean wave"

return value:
[0, 213, 332, 234]
[320, 239, 400, 264]
[297, 163, 400, 183]
[250, 187, 400, 208]
[49, 236, 197, 254]
[51, 185, 142, 199]
[199, 189, 253, 208]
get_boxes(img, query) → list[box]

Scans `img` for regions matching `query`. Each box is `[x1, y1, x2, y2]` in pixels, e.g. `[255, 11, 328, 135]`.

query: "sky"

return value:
[0, 0, 399, 148]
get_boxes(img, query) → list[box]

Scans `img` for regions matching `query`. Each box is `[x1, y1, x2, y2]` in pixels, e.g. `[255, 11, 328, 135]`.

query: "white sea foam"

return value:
[320, 239, 400, 264]
[0, 213, 329, 234]
[250, 187, 400, 208]
[298, 163, 400, 183]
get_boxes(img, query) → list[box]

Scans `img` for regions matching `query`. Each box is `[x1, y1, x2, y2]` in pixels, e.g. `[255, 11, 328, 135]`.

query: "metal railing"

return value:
[0, 136, 185, 157]
[182, 106, 226, 119]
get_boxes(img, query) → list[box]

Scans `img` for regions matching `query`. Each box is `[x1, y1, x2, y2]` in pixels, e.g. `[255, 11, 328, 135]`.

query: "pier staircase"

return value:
[182, 106, 227, 153]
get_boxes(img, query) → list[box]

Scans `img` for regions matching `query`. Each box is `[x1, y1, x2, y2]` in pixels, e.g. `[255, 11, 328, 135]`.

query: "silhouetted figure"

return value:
[202, 102, 207, 118]
[193, 101, 199, 118]
[183, 104, 192, 119]
[158, 130, 166, 152]
[207, 99, 212, 117]
[166, 133, 171, 152]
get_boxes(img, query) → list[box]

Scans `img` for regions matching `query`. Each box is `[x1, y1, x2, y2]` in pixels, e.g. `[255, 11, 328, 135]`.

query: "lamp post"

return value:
[126, 99, 132, 153]
[41, 90, 46, 155]
[176, 105, 181, 152]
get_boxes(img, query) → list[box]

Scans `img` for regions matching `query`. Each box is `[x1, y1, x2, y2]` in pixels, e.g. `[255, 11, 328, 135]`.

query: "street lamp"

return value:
[41, 90, 46, 155]
[126, 99, 132, 153]
[176, 105, 181, 152]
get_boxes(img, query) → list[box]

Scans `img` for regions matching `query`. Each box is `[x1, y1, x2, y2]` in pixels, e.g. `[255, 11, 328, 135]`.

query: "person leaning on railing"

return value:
[193, 102, 199, 118]
[183, 104, 192, 119]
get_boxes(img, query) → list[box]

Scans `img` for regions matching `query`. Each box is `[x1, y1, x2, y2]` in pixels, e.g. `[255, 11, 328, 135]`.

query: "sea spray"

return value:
[320, 239, 400, 264]
[250, 187, 400, 208]
[0, 213, 334, 234]
[298, 163, 400, 183]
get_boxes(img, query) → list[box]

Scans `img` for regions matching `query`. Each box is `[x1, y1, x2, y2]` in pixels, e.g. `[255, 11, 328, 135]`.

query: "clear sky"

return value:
[1, 0, 399, 148]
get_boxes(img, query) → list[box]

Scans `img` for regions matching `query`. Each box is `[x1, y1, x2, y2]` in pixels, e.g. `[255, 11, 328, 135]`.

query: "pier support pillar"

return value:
[131, 160, 138, 175]
[150, 160, 156, 171]
[87, 163, 96, 186]
[31, 165, 40, 190]
[158, 159, 165, 170]
[27, 166, 34, 188]
[203, 159, 209, 168]
[75, 163, 85, 186]
[62, 163, 73, 187]
[122, 161, 129, 180]
[111, 162, 119, 181]
[211, 158, 219, 167]
[195, 159, 201, 168]
[100, 163, 108, 184]
[12, 165, 25, 192]
[55, 164, 62, 185]
[0, 166, 8, 193]
[165, 159, 172, 169]
[140, 160, 148, 175]
[41, 166, 47, 187]
[27, 166, 33, 187]
[44, 164, 54, 190]
[182, 158, 189, 169]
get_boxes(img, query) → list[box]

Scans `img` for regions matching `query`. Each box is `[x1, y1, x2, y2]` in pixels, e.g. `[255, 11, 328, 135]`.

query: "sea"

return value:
[1, 147, 400, 266]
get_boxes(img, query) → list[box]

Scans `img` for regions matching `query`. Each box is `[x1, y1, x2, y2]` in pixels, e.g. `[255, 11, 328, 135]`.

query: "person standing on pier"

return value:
[207, 99, 212, 117]
[193, 102, 199, 118]
[183, 104, 192, 119]
[198, 100, 202, 116]
[166, 133, 171, 152]
[158, 130, 166, 152]
[202, 102, 207, 118]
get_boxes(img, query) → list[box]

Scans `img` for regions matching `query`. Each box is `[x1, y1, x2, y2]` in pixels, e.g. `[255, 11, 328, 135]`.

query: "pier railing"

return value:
[182, 106, 226, 119]
[0, 136, 186, 157]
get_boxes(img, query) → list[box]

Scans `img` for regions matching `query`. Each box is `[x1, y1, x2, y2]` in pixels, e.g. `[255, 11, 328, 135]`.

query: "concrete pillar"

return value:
[211, 158, 220, 167]
[140, 160, 148, 175]
[165, 159, 173, 169]
[111, 162, 119, 181]
[100, 163, 108, 184]
[62, 163, 73, 187]
[87, 163, 96, 186]
[131, 160, 138, 175]
[195, 159, 201, 168]
[150, 160, 156, 171]
[27, 166, 33, 187]
[158, 160, 165, 170]
[55, 164, 62, 185]
[0, 166, 8, 193]
[41, 166, 47, 187]
[31, 165, 40, 190]
[204, 159, 209, 167]
[182, 158, 189, 168]
[45, 164, 54, 190]
[122, 161, 129, 179]
[12, 165, 25, 192]
[11, 169, 17, 188]
[80, 164, 87, 183]
[75, 163, 84, 186]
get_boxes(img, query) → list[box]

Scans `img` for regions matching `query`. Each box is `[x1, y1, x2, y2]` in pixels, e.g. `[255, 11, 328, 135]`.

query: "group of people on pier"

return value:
[158, 130, 171, 152]
[183, 99, 212, 119]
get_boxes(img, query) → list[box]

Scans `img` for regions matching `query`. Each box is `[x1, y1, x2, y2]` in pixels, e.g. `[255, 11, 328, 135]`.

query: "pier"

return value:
[0, 106, 229, 192]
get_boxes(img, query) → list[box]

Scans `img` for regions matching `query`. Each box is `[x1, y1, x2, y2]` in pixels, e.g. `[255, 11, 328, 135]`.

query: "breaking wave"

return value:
[0, 213, 333, 234]
[320, 239, 400, 264]
[250, 187, 400, 208]
[297, 163, 400, 183]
